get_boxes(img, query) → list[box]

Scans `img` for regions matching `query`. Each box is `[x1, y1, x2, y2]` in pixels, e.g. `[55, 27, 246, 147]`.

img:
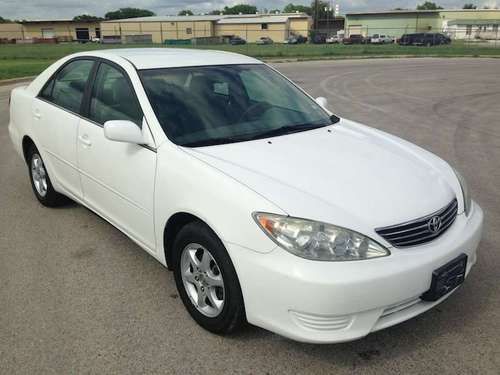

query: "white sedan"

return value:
[8, 48, 483, 343]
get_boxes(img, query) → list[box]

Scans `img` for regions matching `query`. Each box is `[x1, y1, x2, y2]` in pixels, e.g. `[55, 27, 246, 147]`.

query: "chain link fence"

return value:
[1, 26, 499, 53]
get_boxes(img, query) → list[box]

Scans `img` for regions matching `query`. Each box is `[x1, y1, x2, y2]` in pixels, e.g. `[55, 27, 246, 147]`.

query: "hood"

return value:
[182, 119, 459, 241]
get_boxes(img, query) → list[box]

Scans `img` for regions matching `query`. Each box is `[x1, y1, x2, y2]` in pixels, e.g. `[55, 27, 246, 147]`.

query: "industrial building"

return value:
[0, 13, 310, 44]
[0, 20, 100, 42]
[0, 22, 24, 40]
[345, 9, 500, 39]
[100, 13, 311, 43]
[21, 20, 101, 41]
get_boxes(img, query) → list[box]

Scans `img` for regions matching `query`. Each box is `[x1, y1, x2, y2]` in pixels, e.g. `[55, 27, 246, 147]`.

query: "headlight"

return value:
[253, 213, 389, 261]
[453, 168, 471, 216]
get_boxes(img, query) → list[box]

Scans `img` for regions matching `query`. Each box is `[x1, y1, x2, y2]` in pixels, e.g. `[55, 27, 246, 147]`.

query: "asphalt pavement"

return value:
[1, 58, 499, 374]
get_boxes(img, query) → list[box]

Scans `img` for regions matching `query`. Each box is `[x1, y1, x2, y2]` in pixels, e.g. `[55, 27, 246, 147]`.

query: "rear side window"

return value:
[41, 59, 94, 113]
[89, 63, 143, 127]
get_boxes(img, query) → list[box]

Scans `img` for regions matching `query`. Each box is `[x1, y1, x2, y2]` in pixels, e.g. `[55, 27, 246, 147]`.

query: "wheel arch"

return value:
[22, 135, 37, 164]
[163, 212, 220, 270]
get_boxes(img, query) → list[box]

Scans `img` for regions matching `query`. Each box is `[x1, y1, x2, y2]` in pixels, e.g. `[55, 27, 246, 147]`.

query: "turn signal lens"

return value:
[453, 168, 472, 216]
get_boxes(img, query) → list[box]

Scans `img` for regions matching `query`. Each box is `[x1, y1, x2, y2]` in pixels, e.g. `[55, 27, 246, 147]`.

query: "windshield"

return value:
[139, 64, 337, 147]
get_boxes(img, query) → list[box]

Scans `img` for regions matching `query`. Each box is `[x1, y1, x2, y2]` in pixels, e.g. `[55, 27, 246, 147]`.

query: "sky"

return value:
[0, 0, 498, 20]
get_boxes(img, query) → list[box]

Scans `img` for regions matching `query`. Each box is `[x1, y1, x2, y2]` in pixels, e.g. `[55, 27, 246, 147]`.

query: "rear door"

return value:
[33, 58, 95, 199]
[77, 61, 157, 251]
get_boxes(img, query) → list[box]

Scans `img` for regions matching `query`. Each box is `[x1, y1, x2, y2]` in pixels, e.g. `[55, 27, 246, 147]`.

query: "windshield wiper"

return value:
[180, 116, 340, 147]
[180, 136, 247, 147]
[247, 123, 329, 141]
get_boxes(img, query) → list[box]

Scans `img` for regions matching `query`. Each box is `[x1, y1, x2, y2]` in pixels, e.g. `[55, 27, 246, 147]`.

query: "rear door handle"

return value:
[78, 135, 92, 147]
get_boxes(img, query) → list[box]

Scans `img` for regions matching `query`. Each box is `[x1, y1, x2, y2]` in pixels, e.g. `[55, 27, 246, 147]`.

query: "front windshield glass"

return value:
[139, 64, 337, 147]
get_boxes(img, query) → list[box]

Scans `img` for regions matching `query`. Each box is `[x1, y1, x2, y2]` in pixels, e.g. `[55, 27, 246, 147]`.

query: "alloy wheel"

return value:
[31, 153, 48, 197]
[180, 243, 225, 317]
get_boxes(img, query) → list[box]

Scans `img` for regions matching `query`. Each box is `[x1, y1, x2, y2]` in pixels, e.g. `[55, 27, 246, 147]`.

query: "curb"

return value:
[264, 54, 500, 64]
[0, 76, 35, 86]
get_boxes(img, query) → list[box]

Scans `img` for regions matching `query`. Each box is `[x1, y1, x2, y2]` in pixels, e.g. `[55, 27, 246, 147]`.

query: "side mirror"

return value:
[103, 120, 144, 144]
[315, 96, 328, 108]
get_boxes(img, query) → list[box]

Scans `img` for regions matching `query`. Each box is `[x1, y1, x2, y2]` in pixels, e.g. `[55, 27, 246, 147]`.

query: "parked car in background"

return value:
[326, 35, 343, 44]
[8, 48, 483, 344]
[414, 33, 451, 46]
[284, 35, 307, 44]
[256, 36, 273, 45]
[343, 34, 367, 45]
[312, 33, 327, 44]
[229, 36, 246, 45]
[398, 33, 417, 45]
[297, 35, 307, 43]
[399, 33, 451, 46]
[370, 34, 394, 44]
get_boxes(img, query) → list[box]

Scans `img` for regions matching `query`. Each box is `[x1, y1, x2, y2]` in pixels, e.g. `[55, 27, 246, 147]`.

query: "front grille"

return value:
[375, 198, 458, 248]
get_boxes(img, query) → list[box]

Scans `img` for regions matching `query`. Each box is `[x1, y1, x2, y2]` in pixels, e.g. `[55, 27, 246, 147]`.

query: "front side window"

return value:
[89, 63, 143, 126]
[140, 64, 336, 147]
[42, 59, 94, 113]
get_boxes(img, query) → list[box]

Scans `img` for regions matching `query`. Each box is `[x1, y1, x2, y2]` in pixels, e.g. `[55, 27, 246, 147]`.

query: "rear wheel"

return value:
[27, 145, 70, 207]
[173, 221, 246, 334]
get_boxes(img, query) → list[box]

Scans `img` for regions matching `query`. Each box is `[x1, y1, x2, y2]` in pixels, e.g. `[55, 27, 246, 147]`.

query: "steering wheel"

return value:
[238, 102, 272, 122]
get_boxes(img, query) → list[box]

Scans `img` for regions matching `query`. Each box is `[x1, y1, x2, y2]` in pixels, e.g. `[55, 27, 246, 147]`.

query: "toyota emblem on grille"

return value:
[428, 216, 442, 233]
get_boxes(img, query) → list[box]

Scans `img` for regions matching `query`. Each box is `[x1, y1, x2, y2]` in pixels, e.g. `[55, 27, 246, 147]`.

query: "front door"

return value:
[77, 61, 157, 251]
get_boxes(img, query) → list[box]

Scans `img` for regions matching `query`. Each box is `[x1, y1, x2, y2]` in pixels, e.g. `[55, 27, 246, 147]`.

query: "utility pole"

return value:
[314, 0, 318, 31]
[325, 6, 329, 35]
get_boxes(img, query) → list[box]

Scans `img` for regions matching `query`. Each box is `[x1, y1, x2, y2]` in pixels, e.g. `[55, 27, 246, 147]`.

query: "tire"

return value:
[27, 144, 70, 207]
[173, 221, 246, 334]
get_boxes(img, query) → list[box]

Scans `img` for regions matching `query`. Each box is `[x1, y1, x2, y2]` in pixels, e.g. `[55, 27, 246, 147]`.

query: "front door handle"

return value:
[78, 135, 92, 147]
[34, 109, 41, 119]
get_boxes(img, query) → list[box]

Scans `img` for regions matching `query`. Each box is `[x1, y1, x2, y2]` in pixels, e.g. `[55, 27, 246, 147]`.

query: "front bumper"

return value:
[229, 201, 483, 343]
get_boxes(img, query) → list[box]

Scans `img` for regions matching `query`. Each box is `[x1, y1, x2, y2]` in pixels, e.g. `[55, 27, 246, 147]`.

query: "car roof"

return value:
[75, 48, 262, 70]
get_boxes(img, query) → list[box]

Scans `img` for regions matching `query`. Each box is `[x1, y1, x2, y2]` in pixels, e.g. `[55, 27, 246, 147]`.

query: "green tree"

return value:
[73, 14, 103, 22]
[311, 0, 335, 20]
[416, 2, 443, 10]
[463, 3, 477, 8]
[178, 10, 194, 16]
[105, 7, 155, 20]
[0, 16, 12, 23]
[269, 9, 281, 14]
[222, 4, 258, 15]
[283, 3, 312, 15]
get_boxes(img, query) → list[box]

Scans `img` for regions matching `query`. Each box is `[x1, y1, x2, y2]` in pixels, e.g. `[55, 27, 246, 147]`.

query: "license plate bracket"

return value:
[421, 253, 468, 302]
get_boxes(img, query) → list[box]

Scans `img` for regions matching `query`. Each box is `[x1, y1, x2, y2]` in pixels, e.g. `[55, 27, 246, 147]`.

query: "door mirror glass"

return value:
[315, 96, 328, 108]
[103, 120, 144, 144]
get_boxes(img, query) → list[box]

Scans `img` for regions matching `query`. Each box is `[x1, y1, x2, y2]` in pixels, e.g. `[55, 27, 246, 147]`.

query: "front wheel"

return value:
[173, 222, 246, 334]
